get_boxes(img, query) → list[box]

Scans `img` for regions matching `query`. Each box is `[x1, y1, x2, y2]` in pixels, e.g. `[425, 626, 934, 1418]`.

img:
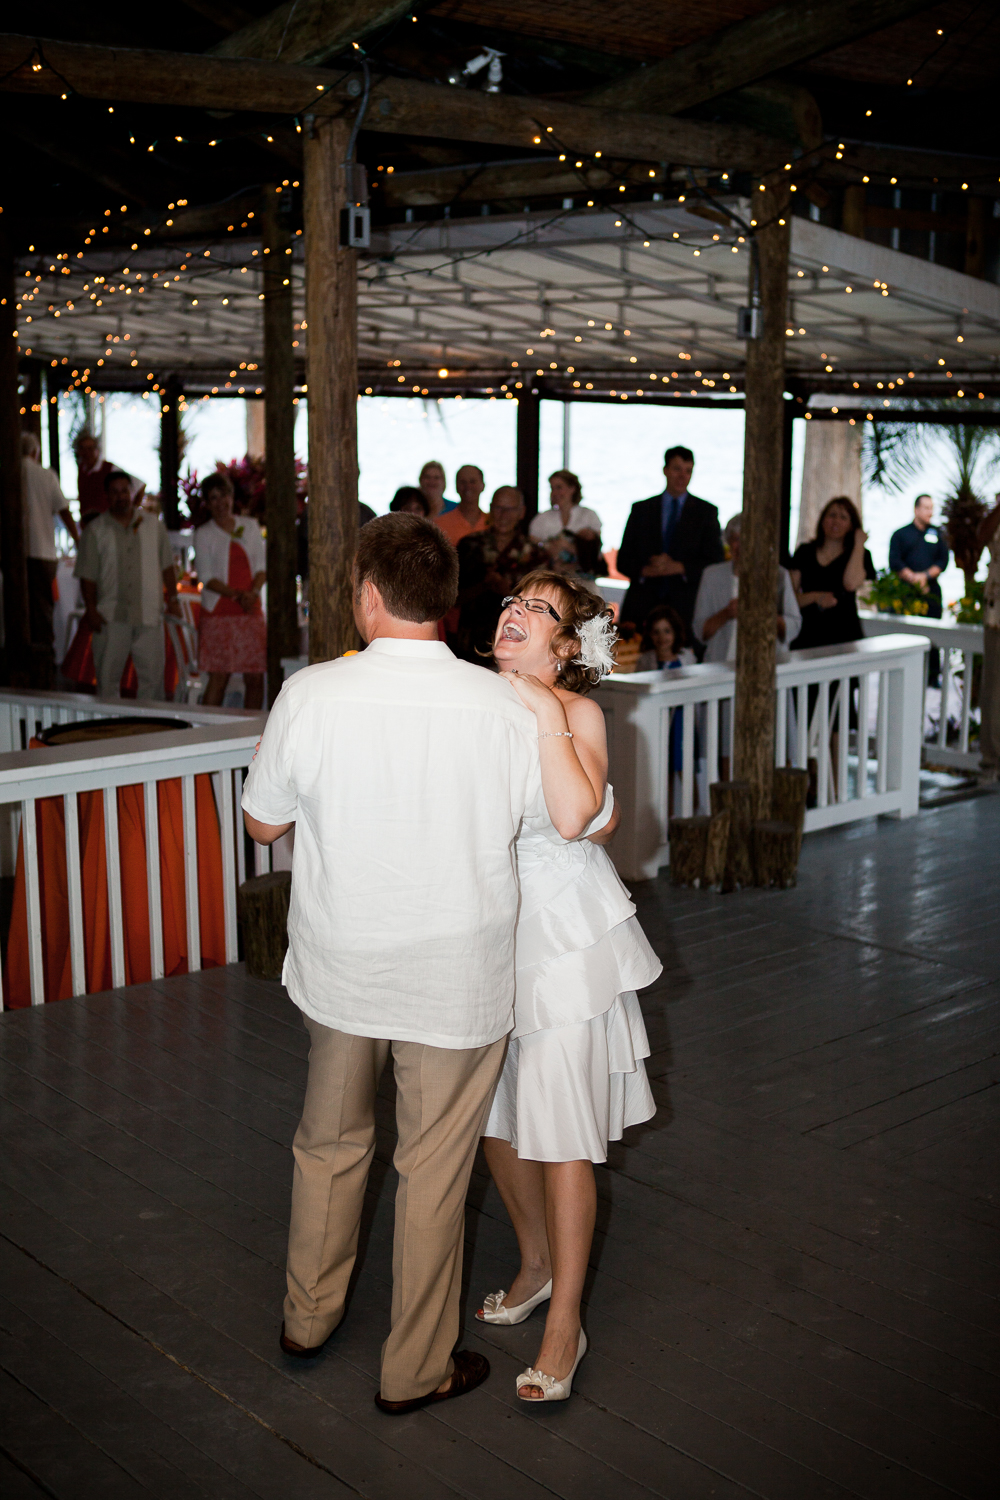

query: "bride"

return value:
[477, 569, 661, 1402]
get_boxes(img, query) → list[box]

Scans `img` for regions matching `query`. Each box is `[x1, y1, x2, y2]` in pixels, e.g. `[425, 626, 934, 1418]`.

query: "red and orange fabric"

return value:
[62, 617, 186, 700]
[4, 765, 226, 1008]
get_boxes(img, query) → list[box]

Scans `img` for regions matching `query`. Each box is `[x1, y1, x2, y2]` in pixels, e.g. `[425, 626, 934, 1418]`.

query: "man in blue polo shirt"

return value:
[889, 494, 949, 618]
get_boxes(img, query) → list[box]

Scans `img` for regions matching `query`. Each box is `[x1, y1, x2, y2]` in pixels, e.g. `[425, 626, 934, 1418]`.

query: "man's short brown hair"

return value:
[355, 513, 458, 622]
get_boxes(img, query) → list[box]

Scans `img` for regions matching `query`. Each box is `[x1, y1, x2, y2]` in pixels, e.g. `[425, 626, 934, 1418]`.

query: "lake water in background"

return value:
[59, 391, 991, 608]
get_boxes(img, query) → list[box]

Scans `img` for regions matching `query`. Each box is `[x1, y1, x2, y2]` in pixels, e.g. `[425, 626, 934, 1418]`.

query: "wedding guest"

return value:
[790, 497, 874, 649]
[529, 470, 602, 544]
[633, 604, 696, 672]
[194, 472, 266, 710]
[889, 493, 948, 618]
[617, 445, 723, 631]
[74, 429, 143, 527]
[389, 486, 429, 515]
[478, 572, 660, 1403]
[242, 513, 539, 1414]
[21, 431, 79, 687]
[418, 460, 456, 518]
[693, 514, 800, 663]
[435, 464, 489, 545]
[455, 486, 545, 661]
[75, 469, 180, 699]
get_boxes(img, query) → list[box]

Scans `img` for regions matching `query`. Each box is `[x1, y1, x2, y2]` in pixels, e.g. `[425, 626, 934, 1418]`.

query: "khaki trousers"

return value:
[981, 626, 1000, 772]
[284, 1016, 507, 1402]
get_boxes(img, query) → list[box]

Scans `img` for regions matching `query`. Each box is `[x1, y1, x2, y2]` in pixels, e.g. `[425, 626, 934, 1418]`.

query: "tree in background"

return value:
[863, 410, 999, 591]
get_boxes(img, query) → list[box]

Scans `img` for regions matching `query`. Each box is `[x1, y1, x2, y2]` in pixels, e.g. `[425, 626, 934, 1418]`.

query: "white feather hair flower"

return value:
[576, 611, 617, 679]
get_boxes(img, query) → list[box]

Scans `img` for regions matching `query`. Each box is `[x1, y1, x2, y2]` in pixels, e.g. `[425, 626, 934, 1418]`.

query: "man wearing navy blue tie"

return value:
[618, 446, 724, 634]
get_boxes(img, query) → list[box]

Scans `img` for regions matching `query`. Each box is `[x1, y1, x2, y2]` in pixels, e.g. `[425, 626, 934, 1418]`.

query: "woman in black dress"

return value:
[790, 496, 875, 649]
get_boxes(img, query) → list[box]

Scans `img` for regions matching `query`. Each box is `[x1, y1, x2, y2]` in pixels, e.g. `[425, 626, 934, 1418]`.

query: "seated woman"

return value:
[789, 496, 874, 649]
[194, 473, 266, 710]
[633, 604, 696, 672]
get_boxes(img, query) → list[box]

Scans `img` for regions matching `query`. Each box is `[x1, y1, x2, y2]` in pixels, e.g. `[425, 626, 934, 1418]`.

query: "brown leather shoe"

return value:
[279, 1322, 331, 1360]
[374, 1350, 490, 1414]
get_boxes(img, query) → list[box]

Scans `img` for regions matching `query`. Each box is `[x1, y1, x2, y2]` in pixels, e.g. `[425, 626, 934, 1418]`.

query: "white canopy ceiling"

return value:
[19, 198, 1000, 396]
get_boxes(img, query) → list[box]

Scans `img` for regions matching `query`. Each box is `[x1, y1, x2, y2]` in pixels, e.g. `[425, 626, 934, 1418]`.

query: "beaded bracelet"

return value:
[538, 731, 574, 739]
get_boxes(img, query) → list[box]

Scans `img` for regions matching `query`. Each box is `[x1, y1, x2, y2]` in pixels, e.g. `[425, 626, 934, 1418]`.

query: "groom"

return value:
[242, 513, 538, 1413]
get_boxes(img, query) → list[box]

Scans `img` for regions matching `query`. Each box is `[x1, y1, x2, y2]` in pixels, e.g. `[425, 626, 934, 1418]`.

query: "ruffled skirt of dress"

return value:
[484, 985, 655, 1163]
[484, 834, 661, 1162]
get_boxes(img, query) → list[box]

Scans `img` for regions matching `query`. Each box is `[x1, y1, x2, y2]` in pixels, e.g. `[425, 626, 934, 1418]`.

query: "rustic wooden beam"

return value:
[733, 183, 791, 821]
[379, 155, 667, 208]
[0, 235, 31, 684]
[0, 35, 780, 171]
[261, 183, 299, 702]
[304, 116, 358, 663]
[586, 0, 940, 115]
[210, 0, 414, 66]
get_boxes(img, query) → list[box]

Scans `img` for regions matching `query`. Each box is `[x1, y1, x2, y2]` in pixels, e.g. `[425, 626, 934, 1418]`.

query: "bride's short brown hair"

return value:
[511, 569, 615, 695]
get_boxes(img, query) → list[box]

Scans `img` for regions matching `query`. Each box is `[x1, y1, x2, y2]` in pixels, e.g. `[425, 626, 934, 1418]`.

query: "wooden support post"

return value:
[965, 196, 986, 278]
[0, 239, 30, 685]
[159, 375, 182, 529]
[841, 183, 866, 238]
[262, 183, 298, 704]
[517, 384, 540, 518]
[22, 361, 42, 445]
[304, 114, 358, 663]
[779, 396, 795, 566]
[733, 184, 790, 819]
[45, 367, 61, 476]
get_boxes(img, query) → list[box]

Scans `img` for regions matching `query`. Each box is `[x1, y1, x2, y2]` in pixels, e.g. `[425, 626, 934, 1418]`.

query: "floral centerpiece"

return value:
[949, 579, 984, 626]
[867, 568, 932, 616]
[179, 455, 308, 525]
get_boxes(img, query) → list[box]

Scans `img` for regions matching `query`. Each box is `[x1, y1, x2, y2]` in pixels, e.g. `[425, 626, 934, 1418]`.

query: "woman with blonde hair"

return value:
[477, 569, 660, 1403]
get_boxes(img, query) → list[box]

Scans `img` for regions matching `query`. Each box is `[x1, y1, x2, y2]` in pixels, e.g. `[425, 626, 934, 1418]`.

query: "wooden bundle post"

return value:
[238, 871, 292, 979]
[709, 780, 754, 890]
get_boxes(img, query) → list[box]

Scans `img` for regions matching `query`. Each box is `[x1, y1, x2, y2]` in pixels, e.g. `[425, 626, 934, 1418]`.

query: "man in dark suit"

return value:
[618, 445, 724, 633]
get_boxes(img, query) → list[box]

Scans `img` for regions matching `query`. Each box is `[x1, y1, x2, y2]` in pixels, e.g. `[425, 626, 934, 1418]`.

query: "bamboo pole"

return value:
[733, 182, 790, 819]
[261, 184, 298, 702]
[303, 115, 358, 663]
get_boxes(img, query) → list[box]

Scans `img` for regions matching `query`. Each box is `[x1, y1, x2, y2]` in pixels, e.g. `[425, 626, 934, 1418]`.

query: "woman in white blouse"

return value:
[693, 513, 800, 664]
[194, 473, 267, 709]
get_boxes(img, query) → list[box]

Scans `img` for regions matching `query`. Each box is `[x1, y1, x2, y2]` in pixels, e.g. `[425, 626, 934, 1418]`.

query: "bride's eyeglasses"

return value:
[501, 595, 561, 622]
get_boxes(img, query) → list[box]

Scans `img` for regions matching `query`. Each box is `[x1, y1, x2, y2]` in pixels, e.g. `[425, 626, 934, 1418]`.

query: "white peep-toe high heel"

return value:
[515, 1329, 587, 1402]
[475, 1279, 552, 1326]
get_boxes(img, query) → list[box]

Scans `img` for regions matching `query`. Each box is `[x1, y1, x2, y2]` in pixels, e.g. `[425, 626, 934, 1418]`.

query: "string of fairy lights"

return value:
[8, 4, 999, 408]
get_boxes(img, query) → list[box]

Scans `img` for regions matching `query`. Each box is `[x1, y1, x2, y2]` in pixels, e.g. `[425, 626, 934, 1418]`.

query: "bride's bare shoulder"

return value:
[558, 691, 606, 732]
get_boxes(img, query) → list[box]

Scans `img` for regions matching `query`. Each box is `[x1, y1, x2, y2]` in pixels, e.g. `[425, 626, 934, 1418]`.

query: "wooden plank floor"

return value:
[1, 795, 997, 1498]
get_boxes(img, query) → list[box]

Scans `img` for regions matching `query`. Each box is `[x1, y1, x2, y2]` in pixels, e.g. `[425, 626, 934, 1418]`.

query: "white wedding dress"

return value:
[483, 786, 661, 1163]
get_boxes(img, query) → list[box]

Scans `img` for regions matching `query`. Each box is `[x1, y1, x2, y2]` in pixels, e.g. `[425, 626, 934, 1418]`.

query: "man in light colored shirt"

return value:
[242, 513, 539, 1413]
[75, 470, 179, 699]
[21, 432, 79, 687]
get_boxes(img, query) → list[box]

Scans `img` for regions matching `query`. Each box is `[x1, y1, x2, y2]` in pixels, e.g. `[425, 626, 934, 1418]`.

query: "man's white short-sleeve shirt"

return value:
[242, 638, 540, 1048]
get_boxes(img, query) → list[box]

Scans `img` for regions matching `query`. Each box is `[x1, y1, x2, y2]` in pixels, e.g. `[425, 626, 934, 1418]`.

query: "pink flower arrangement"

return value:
[180, 455, 308, 525]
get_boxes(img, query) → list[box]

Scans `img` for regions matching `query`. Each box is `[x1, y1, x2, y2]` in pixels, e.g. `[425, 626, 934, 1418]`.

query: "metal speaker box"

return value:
[340, 205, 371, 249]
[736, 306, 762, 339]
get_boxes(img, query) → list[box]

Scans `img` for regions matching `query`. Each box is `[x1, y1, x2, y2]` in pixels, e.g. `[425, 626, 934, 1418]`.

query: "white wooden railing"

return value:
[595, 635, 928, 880]
[0, 691, 266, 1009]
[860, 612, 983, 772]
